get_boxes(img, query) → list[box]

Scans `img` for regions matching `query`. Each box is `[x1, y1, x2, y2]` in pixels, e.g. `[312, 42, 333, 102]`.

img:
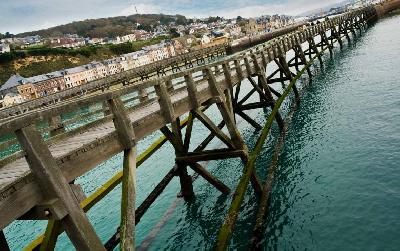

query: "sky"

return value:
[0, 0, 347, 34]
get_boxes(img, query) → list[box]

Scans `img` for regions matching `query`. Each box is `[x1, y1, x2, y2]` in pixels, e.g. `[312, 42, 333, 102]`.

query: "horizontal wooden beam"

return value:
[176, 149, 245, 163]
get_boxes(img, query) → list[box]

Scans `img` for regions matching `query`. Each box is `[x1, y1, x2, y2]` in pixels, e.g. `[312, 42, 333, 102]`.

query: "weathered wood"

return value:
[48, 115, 65, 137]
[40, 220, 62, 251]
[236, 111, 262, 130]
[15, 125, 105, 250]
[236, 101, 273, 111]
[154, 81, 175, 123]
[193, 121, 226, 152]
[294, 35, 312, 78]
[177, 149, 246, 163]
[193, 109, 235, 149]
[120, 148, 137, 251]
[204, 68, 246, 150]
[188, 163, 230, 195]
[138, 88, 149, 103]
[161, 120, 194, 199]
[25, 119, 185, 251]
[247, 76, 268, 102]
[237, 87, 257, 106]
[257, 74, 285, 130]
[107, 98, 137, 250]
[216, 34, 334, 250]
[108, 98, 136, 149]
[183, 113, 194, 151]
[0, 230, 10, 251]
[185, 74, 200, 109]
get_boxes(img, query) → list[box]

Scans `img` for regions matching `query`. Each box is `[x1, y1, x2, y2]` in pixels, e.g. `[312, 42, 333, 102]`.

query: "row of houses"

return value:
[48, 30, 153, 48]
[0, 41, 179, 108]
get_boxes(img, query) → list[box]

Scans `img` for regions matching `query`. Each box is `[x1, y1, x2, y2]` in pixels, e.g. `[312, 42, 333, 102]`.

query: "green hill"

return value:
[17, 14, 189, 38]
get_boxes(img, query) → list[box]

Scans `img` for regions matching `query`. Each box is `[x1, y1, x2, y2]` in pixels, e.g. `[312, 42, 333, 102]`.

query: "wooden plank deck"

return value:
[0, 65, 243, 229]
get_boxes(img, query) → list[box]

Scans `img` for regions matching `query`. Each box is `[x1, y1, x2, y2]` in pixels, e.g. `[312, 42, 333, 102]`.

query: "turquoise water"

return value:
[4, 14, 400, 250]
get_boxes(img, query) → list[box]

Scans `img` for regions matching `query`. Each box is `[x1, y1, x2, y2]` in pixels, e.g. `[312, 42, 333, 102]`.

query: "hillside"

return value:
[17, 14, 189, 38]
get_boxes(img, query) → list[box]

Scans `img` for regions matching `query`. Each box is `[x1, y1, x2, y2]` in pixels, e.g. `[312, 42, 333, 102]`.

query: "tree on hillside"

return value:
[0, 32, 14, 39]
[205, 16, 222, 24]
[176, 15, 187, 25]
[160, 15, 174, 25]
[137, 23, 152, 32]
[169, 28, 180, 38]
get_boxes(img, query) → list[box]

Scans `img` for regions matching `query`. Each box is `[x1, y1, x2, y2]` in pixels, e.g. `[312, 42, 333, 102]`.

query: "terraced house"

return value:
[18, 71, 66, 100]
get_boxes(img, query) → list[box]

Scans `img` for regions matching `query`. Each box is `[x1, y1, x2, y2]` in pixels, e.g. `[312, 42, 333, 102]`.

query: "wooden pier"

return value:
[0, 1, 399, 250]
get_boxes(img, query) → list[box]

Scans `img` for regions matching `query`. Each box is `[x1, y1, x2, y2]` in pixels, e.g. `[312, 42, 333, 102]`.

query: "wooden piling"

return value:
[15, 126, 105, 250]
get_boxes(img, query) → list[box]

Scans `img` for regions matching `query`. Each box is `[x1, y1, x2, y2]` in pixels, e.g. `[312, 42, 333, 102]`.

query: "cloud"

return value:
[0, 0, 350, 34]
[201, 0, 347, 17]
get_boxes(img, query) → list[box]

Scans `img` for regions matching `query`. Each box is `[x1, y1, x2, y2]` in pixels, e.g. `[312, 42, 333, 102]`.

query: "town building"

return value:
[90, 61, 109, 78]
[62, 66, 91, 88]
[117, 34, 136, 43]
[0, 43, 10, 53]
[0, 74, 27, 97]
[86, 38, 105, 45]
[49, 37, 85, 48]
[142, 42, 176, 62]
[243, 18, 264, 36]
[201, 34, 212, 45]
[132, 30, 151, 40]
[225, 24, 242, 39]
[131, 51, 151, 67]
[18, 71, 66, 100]
[104, 58, 123, 75]
[2, 93, 24, 107]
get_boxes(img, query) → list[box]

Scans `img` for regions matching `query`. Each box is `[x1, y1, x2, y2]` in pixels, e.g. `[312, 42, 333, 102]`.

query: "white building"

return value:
[62, 66, 90, 88]
[116, 57, 131, 71]
[2, 93, 24, 107]
[118, 34, 136, 43]
[91, 61, 109, 78]
[104, 59, 123, 75]
[201, 34, 211, 45]
[0, 43, 10, 53]
[124, 51, 152, 67]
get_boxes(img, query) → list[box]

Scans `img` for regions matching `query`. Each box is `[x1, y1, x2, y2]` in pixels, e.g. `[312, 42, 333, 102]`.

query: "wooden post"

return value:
[156, 81, 194, 199]
[120, 148, 136, 251]
[138, 88, 149, 103]
[310, 35, 323, 67]
[48, 115, 65, 137]
[15, 125, 105, 251]
[203, 68, 245, 150]
[185, 74, 200, 110]
[275, 45, 301, 106]
[102, 100, 111, 116]
[222, 63, 235, 118]
[108, 98, 137, 251]
[204, 68, 262, 194]
[40, 220, 62, 251]
[0, 230, 10, 251]
[294, 34, 312, 79]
